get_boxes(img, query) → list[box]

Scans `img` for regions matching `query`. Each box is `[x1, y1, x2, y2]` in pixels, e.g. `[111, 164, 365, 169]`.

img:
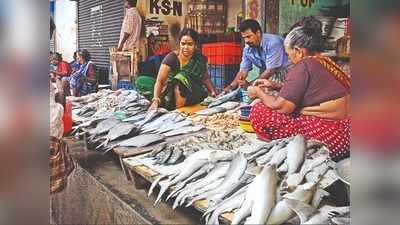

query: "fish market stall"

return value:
[121, 134, 350, 225]
[67, 89, 349, 225]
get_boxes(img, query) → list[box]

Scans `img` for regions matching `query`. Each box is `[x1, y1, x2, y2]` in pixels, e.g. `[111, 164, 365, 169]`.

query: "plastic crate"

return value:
[208, 64, 239, 92]
[202, 42, 241, 65]
[117, 80, 135, 90]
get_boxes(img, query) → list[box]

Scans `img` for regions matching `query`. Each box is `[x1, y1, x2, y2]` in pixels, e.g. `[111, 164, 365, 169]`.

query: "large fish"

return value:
[287, 135, 306, 175]
[245, 164, 278, 225]
[117, 133, 165, 148]
[205, 190, 246, 225]
[208, 88, 240, 108]
[136, 108, 168, 127]
[195, 106, 227, 116]
[205, 153, 248, 205]
[266, 182, 318, 225]
[153, 150, 217, 204]
[96, 122, 139, 150]
[163, 125, 205, 137]
[156, 119, 193, 134]
[285, 200, 350, 225]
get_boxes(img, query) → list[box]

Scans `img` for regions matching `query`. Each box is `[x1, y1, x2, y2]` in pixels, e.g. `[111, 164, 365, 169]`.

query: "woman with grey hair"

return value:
[247, 16, 350, 162]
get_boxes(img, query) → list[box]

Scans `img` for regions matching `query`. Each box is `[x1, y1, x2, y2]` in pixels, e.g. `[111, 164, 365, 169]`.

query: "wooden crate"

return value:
[109, 47, 139, 90]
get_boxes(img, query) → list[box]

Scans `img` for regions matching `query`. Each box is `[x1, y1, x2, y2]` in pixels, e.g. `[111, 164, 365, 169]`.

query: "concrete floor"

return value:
[51, 137, 203, 225]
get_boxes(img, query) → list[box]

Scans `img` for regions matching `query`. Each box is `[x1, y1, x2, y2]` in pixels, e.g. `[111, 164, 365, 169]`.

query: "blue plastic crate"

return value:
[117, 80, 135, 90]
[208, 64, 240, 92]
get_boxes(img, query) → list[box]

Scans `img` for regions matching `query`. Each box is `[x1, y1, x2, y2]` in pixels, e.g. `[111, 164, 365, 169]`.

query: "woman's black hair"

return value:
[73, 51, 77, 60]
[77, 49, 91, 62]
[284, 16, 324, 52]
[127, 0, 137, 8]
[178, 28, 199, 44]
[52, 52, 62, 61]
[239, 19, 262, 33]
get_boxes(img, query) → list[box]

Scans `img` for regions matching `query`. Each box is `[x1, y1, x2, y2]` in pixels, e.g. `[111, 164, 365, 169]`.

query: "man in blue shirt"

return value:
[225, 19, 289, 92]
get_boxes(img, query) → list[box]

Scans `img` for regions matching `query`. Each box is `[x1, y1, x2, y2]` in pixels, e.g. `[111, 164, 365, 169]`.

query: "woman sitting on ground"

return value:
[69, 49, 97, 97]
[248, 17, 350, 162]
[146, 28, 218, 110]
[50, 52, 72, 96]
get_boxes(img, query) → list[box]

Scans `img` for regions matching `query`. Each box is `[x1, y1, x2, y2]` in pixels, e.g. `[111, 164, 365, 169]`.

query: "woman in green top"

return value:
[147, 28, 218, 110]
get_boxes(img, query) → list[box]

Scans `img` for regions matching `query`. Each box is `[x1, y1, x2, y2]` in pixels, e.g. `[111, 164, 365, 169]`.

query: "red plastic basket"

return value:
[202, 42, 242, 65]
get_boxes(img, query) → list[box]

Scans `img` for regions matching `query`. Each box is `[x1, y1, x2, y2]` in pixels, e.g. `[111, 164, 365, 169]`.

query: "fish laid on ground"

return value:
[289, 203, 350, 225]
[136, 108, 168, 127]
[156, 119, 193, 134]
[117, 133, 165, 148]
[205, 153, 248, 205]
[245, 164, 278, 225]
[266, 182, 317, 225]
[89, 117, 120, 137]
[206, 190, 246, 225]
[195, 107, 227, 116]
[218, 101, 240, 111]
[141, 112, 178, 132]
[96, 122, 139, 149]
[147, 143, 167, 157]
[123, 113, 146, 123]
[208, 88, 240, 108]
[287, 135, 306, 175]
[163, 125, 205, 137]
[173, 163, 230, 208]
[153, 150, 215, 204]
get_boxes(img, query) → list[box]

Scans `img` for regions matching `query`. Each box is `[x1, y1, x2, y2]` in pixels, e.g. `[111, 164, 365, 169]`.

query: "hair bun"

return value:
[302, 16, 322, 37]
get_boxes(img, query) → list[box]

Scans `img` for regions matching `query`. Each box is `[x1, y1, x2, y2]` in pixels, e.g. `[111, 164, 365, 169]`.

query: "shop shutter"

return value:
[77, 0, 124, 84]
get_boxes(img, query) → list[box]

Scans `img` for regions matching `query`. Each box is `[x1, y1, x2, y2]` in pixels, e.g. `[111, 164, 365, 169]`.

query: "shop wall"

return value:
[137, 0, 187, 51]
[278, 0, 346, 35]
[227, 0, 243, 31]
[54, 0, 77, 62]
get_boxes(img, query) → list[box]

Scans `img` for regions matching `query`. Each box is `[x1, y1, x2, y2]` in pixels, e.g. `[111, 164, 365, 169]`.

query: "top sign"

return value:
[149, 0, 183, 16]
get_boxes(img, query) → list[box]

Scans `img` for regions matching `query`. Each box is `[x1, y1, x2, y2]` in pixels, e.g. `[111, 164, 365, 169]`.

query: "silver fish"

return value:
[267, 182, 317, 225]
[195, 107, 226, 116]
[206, 191, 246, 225]
[245, 164, 278, 225]
[96, 122, 139, 150]
[287, 135, 306, 175]
[208, 88, 240, 108]
[163, 125, 205, 137]
[218, 101, 240, 111]
[117, 133, 165, 148]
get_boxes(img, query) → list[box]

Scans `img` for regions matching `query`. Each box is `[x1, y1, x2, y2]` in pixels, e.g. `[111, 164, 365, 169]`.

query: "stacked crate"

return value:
[202, 42, 242, 92]
[186, 0, 227, 34]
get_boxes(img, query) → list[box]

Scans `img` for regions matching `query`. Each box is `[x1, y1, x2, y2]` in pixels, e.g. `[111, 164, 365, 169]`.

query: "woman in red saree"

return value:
[248, 17, 350, 162]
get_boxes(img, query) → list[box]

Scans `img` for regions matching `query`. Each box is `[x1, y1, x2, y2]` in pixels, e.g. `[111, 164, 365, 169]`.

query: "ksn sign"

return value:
[149, 0, 183, 16]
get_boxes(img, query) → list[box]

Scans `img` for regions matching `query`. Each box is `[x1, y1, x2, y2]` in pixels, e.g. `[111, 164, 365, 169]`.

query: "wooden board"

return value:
[123, 158, 234, 224]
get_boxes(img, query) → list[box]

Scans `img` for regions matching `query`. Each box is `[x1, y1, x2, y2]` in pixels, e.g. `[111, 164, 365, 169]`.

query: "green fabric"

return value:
[162, 52, 208, 110]
[135, 75, 156, 100]
[246, 66, 260, 83]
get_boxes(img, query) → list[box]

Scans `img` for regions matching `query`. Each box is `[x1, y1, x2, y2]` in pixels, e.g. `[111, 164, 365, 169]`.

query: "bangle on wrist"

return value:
[152, 97, 161, 104]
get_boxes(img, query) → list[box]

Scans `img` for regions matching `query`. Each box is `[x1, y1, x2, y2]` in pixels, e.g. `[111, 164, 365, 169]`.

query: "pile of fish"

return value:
[144, 130, 250, 166]
[196, 101, 240, 116]
[145, 135, 350, 225]
[192, 111, 240, 130]
[70, 90, 205, 152]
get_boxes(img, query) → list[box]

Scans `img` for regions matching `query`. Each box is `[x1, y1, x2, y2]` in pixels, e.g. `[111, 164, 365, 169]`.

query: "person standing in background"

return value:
[117, 0, 142, 51]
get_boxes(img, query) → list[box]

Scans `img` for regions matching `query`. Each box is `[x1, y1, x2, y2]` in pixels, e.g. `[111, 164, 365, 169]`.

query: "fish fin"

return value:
[148, 175, 166, 197]
[154, 180, 170, 205]
[284, 198, 317, 224]
[95, 139, 109, 150]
